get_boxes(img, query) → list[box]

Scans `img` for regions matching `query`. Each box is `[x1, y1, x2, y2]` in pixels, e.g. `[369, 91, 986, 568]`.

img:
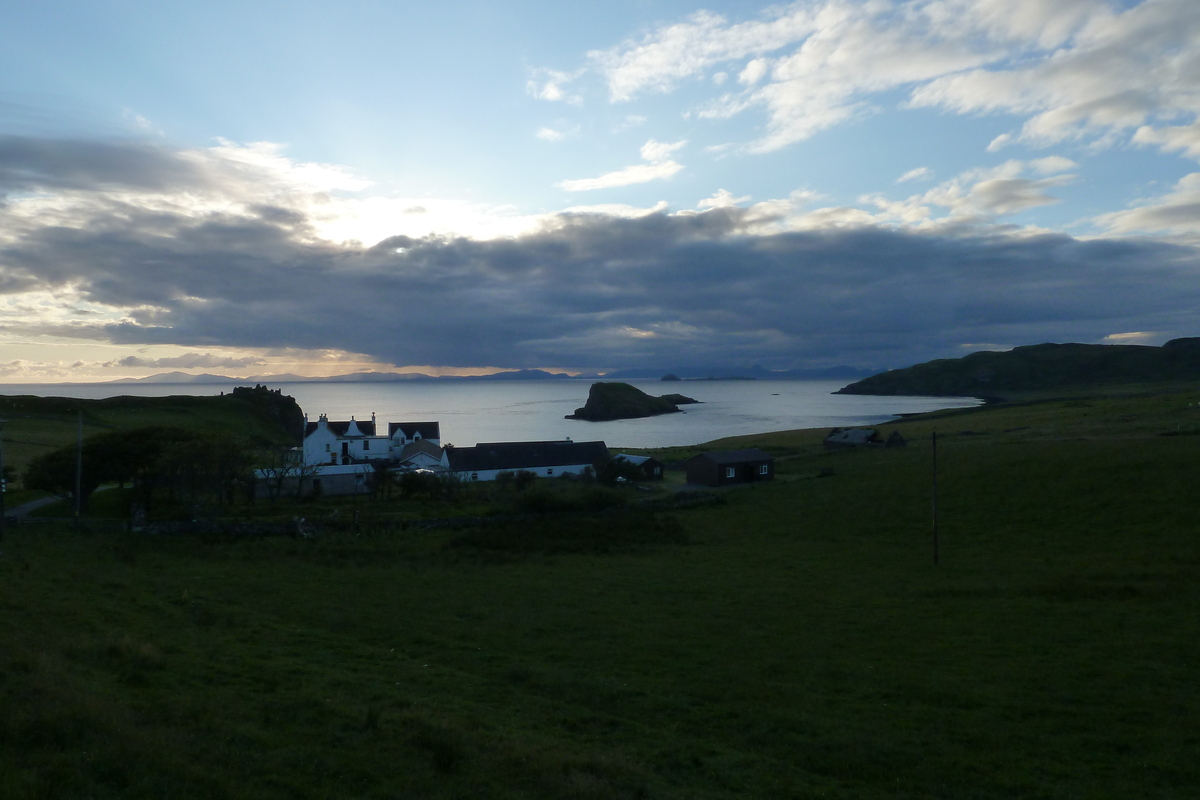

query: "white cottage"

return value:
[302, 414, 390, 466]
[388, 422, 441, 459]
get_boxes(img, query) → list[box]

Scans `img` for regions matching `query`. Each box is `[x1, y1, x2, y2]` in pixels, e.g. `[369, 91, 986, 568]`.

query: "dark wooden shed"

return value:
[684, 449, 775, 487]
[613, 453, 665, 480]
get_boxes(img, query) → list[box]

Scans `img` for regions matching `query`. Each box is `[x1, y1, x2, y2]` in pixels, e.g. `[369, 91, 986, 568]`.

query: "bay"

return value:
[0, 379, 979, 449]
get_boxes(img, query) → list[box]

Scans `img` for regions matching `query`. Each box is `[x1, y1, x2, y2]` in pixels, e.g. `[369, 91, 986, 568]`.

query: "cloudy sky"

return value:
[1, 0, 1198, 382]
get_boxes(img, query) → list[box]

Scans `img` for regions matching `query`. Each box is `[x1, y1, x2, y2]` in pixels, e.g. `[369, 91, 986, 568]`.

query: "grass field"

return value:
[0, 391, 301, 485]
[1, 388, 1198, 798]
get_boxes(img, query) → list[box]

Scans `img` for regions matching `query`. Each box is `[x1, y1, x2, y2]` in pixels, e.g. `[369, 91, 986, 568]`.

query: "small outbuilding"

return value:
[446, 440, 609, 482]
[684, 449, 774, 487]
[823, 428, 880, 450]
[613, 453, 665, 480]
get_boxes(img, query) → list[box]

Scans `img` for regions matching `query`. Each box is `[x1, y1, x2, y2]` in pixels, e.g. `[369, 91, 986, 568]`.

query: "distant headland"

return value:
[837, 338, 1200, 398]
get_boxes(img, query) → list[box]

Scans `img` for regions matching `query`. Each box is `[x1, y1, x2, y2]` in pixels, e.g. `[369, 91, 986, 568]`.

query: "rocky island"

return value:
[565, 382, 699, 421]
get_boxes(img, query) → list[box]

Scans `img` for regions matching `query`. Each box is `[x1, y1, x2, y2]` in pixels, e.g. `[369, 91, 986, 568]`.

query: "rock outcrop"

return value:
[566, 382, 699, 421]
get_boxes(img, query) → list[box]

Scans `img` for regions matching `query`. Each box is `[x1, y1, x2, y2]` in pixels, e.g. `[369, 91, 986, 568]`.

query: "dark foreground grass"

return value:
[2, 394, 1199, 798]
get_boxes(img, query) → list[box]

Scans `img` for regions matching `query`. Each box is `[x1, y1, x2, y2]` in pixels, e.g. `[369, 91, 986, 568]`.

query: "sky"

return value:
[1, 0, 1199, 382]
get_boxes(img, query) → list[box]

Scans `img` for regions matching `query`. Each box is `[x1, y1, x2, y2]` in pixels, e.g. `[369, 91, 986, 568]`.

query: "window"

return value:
[759, 464, 769, 475]
[471, 472, 478, 481]
[363, 440, 370, 450]
[330, 454, 337, 464]
[546, 468, 554, 475]
[653, 467, 661, 475]
[725, 466, 735, 478]
[325, 444, 331, 452]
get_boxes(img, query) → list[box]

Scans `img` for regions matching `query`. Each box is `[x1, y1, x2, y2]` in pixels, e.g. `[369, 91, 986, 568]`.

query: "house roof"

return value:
[691, 448, 774, 464]
[446, 440, 608, 472]
[305, 419, 378, 438]
[397, 439, 443, 462]
[824, 428, 878, 445]
[388, 421, 441, 440]
[614, 453, 659, 466]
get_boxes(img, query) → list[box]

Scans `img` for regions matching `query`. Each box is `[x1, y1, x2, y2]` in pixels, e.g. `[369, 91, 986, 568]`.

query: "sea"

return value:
[0, 379, 979, 449]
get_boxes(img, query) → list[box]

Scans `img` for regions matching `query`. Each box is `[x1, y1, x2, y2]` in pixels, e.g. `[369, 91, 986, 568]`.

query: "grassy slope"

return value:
[838, 340, 1200, 398]
[1, 390, 1199, 798]
[0, 392, 301, 485]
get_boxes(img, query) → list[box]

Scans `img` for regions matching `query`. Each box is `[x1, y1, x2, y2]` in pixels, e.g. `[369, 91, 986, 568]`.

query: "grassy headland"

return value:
[2, 384, 1198, 797]
[838, 337, 1200, 399]
[0, 386, 303, 484]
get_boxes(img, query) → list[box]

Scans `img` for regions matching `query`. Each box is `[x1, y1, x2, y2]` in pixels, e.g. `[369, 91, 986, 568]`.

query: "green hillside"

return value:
[837, 337, 1200, 398]
[0, 386, 303, 482]
[2, 388, 1198, 798]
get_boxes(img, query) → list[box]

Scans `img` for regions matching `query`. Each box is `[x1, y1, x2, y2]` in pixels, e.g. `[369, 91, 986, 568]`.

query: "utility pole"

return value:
[0, 417, 7, 542]
[75, 409, 83, 529]
[932, 430, 939, 566]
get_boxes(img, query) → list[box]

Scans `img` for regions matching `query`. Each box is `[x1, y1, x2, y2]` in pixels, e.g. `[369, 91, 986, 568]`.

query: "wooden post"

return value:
[75, 409, 83, 528]
[932, 430, 939, 566]
[0, 418, 7, 542]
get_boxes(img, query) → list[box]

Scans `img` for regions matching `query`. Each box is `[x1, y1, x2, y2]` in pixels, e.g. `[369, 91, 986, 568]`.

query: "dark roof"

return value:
[447, 440, 608, 472]
[304, 419, 377, 438]
[691, 448, 774, 464]
[397, 439, 443, 461]
[388, 421, 441, 440]
[614, 453, 656, 466]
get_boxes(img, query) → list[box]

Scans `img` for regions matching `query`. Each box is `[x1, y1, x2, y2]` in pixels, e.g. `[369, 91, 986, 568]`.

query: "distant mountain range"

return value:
[107, 364, 878, 385]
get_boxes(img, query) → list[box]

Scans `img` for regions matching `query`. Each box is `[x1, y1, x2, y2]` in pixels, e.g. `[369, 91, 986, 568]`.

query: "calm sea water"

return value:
[0, 379, 979, 449]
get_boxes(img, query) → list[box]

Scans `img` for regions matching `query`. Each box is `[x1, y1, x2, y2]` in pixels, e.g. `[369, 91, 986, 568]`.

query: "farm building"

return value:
[446, 440, 609, 482]
[613, 453, 665, 480]
[823, 428, 907, 449]
[684, 449, 774, 487]
[253, 462, 374, 499]
[823, 428, 880, 450]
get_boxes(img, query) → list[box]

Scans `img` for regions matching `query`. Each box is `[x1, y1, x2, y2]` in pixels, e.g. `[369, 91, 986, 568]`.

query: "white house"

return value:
[394, 439, 446, 471]
[303, 414, 389, 466]
[388, 422, 441, 459]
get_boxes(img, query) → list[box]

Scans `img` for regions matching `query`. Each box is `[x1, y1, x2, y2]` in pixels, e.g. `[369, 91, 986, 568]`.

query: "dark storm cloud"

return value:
[4, 196, 1199, 371]
[0, 135, 207, 192]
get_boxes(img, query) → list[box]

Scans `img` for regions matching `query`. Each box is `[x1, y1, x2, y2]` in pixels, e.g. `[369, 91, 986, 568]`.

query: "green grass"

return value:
[1, 390, 1198, 797]
[0, 390, 301, 489]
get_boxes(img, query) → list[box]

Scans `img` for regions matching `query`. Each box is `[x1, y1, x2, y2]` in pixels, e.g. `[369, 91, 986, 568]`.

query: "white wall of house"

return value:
[303, 415, 389, 466]
[455, 462, 594, 483]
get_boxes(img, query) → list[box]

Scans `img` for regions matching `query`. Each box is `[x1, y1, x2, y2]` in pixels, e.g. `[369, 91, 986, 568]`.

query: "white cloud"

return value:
[1133, 122, 1200, 161]
[897, 167, 934, 183]
[1094, 172, 1200, 239]
[544, 0, 1200, 158]
[557, 138, 688, 192]
[739, 58, 771, 85]
[698, 189, 752, 209]
[536, 127, 564, 141]
[987, 133, 1013, 152]
[640, 138, 688, 163]
[526, 68, 584, 105]
[557, 162, 683, 192]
